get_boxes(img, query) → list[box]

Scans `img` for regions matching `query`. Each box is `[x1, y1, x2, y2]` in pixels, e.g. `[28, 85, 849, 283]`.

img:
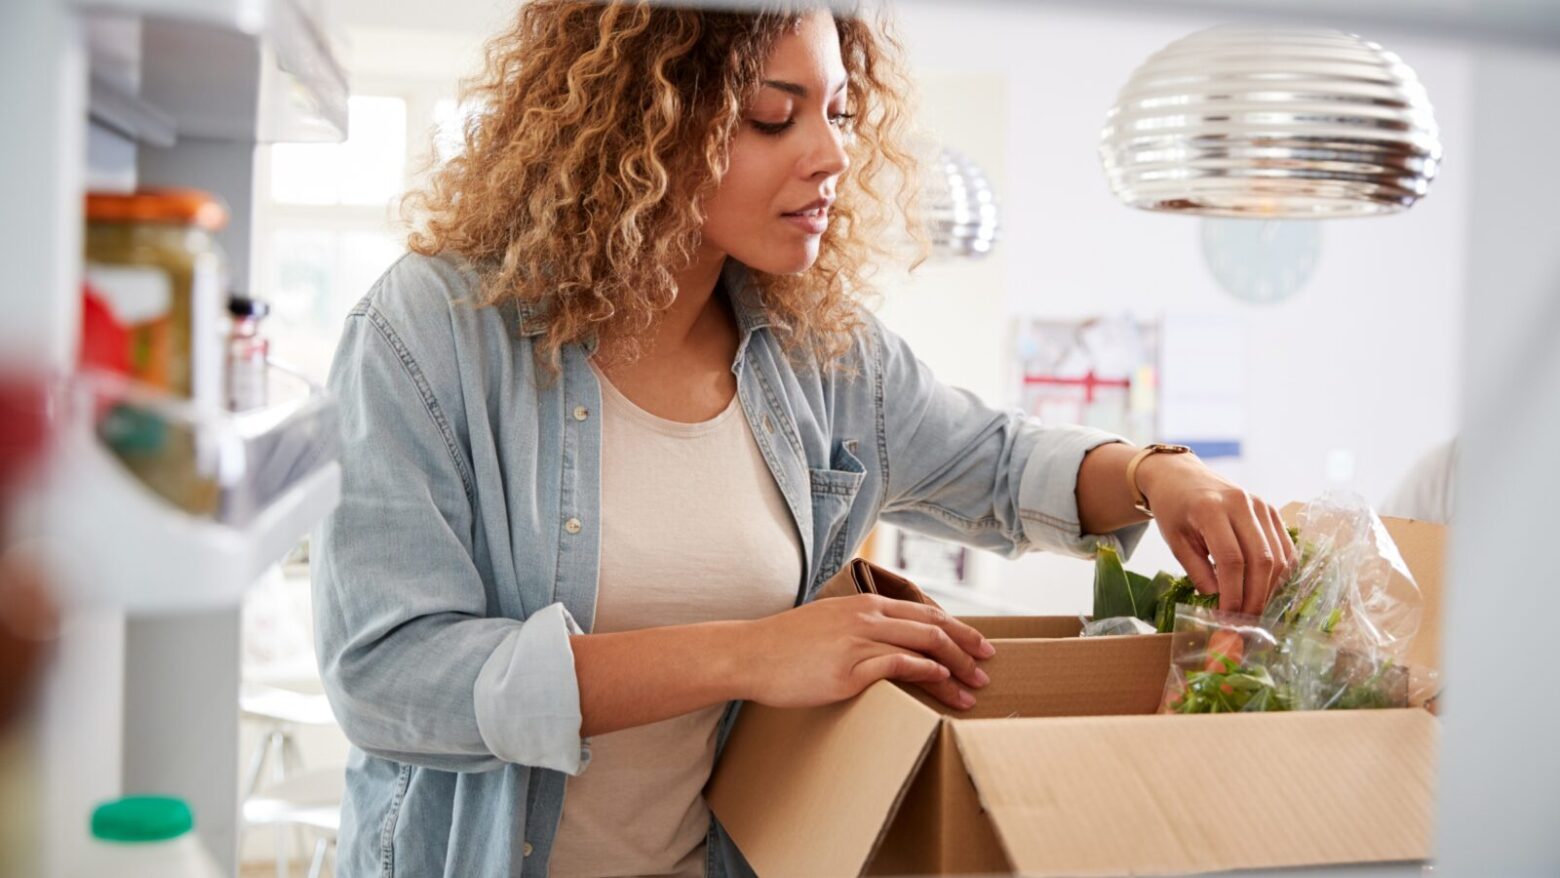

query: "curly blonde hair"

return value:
[403, 0, 925, 373]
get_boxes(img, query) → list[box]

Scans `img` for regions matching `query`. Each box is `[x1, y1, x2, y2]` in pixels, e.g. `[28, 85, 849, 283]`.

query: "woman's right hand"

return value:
[734, 594, 995, 711]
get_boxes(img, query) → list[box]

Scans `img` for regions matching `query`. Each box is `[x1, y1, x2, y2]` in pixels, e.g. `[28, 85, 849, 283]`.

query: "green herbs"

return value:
[1155, 577, 1219, 634]
[1169, 653, 1292, 714]
[1095, 530, 1411, 715]
[1092, 545, 1217, 634]
[1162, 611, 1411, 715]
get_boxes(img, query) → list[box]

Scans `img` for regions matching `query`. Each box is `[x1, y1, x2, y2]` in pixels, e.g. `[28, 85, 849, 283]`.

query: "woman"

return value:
[314, 3, 1295, 876]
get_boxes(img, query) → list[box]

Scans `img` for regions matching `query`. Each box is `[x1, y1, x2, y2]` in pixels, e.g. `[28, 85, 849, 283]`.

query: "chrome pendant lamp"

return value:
[1099, 25, 1442, 218]
[925, 147, 1000, 257]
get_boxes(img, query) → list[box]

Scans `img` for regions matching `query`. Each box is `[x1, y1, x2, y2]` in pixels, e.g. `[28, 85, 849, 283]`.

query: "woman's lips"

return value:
[781, 207, 828, 235]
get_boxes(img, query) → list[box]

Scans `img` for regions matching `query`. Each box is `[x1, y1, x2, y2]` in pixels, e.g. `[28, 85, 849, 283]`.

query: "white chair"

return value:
[242, 768, 342, 878]
[239, 683, 342, 878]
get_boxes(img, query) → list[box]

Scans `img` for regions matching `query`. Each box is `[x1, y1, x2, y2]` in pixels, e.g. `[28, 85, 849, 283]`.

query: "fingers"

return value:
[1167, 532, 1219, 602]
[874, 598, 996, 662]
[1201, 513, 1248, 614]
[1241, 499, 1296, 615]
[914, 675, 979, 711]
[871, 617, 991, 690]
[847, 597, 993, 710]
[852, 649, 977, 711]
[1265, 502, 1297, 571]
[852, 650, 976, 711]
[1168, 494, 1292, 618]
[1230, 498, 1279, 615]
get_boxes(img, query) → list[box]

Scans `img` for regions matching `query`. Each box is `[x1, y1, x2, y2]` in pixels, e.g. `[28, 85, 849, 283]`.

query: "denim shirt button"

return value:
[564, 517, 583, 535]
[573, 405, 589, 421]
[523, 842, 534, 857]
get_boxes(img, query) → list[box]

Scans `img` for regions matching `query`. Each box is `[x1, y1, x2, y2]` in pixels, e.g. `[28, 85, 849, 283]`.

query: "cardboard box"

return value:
[706, 518, 1445, 876]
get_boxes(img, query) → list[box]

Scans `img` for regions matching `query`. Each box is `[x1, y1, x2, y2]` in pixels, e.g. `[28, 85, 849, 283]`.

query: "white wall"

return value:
[326, 1, 1474, 615]
[884, 2, 1471, 612]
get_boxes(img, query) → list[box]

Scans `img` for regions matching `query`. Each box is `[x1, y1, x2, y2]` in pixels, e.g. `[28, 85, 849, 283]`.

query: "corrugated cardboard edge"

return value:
[705, 681, 942, 878]
[960, 616, 1085, 639]
[1378, 516, 1446, 675]
[860, 718, 946, 873]
[866, 721, 1013, 876]
[899, 635, 1171, 720]
[949, 709, 1438, 877]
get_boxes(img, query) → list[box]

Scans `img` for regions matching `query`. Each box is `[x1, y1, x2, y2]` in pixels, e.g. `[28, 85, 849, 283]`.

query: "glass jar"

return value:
[83, 189, 228, 406]
[83, 190, 229, 517]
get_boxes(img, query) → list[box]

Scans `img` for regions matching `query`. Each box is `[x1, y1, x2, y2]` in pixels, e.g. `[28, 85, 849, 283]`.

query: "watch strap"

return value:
[1126, 443, 1193, 517]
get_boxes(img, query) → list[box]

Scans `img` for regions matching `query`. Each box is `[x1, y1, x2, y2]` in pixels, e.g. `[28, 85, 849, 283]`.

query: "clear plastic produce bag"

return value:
[1080, 615, 1157, 638]
[1162, 492, 1423, 714]
[1163, 607, 1412, 714]
[1261, 492, 1423, 660]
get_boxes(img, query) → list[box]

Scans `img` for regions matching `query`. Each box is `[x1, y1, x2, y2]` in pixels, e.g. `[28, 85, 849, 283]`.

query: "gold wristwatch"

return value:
[1126, 443, 1193, 517]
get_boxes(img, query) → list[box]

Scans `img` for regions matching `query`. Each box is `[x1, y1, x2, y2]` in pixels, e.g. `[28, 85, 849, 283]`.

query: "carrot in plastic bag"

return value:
[1207, 628, 1245, 674]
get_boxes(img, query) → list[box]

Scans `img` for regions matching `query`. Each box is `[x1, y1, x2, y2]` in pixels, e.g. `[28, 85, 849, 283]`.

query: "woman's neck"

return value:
[595, 245, 736, 367]
[591, 243, 741, 421]
[653, 246, 731, 353]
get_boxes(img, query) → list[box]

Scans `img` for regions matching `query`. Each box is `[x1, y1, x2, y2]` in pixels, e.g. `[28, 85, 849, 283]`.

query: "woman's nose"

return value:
[804, 121, 850, 180]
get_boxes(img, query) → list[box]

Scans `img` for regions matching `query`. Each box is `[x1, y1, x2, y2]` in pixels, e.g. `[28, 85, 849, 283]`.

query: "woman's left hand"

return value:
[1135, 454, 1296, 616]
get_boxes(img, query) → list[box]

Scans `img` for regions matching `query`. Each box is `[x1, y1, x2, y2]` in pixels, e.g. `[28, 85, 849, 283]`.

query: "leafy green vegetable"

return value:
[1153, 576, 1218, 634]
[1093, 545, 1151, 621]
[1097, 526, 1408, 714]
[1170, 661, 1292, 714]
[1093, 546, 1217, 634]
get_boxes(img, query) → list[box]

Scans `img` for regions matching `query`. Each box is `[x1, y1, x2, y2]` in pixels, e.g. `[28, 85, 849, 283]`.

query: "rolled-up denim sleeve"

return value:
[870, 315, 1149, 560]
[474, 603, 590, 773]
[313, 300, 588, 776]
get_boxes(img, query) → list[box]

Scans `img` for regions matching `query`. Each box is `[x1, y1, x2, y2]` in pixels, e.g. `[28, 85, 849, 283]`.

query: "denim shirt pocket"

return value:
[805, 438, 867, 597]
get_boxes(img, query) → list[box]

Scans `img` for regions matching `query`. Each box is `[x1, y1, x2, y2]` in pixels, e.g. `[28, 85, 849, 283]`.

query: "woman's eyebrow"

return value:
[761, 78, 849, 99]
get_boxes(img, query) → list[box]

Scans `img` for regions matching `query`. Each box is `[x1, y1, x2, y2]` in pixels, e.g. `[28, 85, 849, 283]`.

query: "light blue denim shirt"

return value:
[312, 252, 1146, 877]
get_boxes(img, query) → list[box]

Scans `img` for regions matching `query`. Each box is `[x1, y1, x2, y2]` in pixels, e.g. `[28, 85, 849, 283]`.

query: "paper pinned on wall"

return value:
[1012, 314, 1159, 445]
[1159, 312, 1247, 459]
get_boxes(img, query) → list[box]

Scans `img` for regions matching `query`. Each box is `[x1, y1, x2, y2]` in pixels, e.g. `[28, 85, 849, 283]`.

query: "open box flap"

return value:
[902, 635, 1170, 719]
[949, 710, 1437, 876]
[706, 681, 941, 878]
[1378, 516, 1446, 673]
[960, 615, 1086, 639]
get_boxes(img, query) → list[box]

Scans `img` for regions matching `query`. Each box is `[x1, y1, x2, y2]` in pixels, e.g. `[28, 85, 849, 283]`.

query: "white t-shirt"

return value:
[547, 362, 803, 877]
[1380, 439, 1458, 525]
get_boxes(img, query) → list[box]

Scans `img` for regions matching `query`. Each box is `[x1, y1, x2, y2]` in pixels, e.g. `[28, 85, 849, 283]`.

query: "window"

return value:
[432, 97, 483, 164]
[255, 91, 442, 382]
[271, 96, 408, 206]
[262, 227, 404, 381]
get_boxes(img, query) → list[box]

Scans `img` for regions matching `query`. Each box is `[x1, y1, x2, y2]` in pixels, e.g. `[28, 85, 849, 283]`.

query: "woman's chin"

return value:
[740, 243, 820, 276]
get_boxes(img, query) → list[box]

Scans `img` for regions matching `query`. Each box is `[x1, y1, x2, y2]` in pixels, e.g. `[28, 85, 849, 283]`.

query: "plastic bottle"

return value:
[225, 294, 271, 412]
[75, 796, 224, 878]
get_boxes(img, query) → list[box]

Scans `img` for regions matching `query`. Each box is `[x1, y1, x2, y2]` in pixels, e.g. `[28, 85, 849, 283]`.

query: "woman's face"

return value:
[700, 10, 853, 276]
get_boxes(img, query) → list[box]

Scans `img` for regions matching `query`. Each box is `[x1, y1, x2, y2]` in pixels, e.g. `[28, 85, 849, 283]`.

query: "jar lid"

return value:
[90, 796, 194, 843]
[86, 189, 229, 231]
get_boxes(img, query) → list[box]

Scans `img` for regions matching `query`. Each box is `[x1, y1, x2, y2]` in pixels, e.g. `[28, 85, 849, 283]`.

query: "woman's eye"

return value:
[751, 119, 794, 136]
[748, 112, 854, 137]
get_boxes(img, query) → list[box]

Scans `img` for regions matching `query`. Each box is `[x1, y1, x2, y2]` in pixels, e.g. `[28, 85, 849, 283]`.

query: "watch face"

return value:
[1200, 218, 1322, 305]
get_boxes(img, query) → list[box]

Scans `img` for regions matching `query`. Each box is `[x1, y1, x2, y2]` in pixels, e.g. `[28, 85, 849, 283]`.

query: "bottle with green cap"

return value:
[76, 795, 223, 877]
